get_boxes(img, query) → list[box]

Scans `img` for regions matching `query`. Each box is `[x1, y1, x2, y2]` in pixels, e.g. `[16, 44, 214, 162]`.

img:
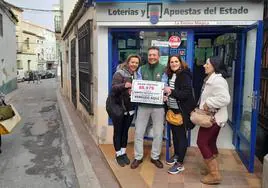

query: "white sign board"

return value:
[131, 80, 164, 105]
[96, 2, 263, 23]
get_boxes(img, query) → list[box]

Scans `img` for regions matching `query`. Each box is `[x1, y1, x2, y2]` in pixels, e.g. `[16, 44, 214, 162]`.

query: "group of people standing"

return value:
[108, 46, 230, 185]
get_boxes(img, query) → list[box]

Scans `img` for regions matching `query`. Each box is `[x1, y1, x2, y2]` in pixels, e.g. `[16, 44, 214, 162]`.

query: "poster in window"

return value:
[127, 39, 136, 47]
[118, 40, 126, 49]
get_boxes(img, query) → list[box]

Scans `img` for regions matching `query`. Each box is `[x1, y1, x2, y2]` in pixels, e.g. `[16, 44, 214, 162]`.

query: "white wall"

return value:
[43, 30, 56, 62]
[17, 54, 37, 72]
[96, 26, 112, 143]
[62, 0, 78, 29]
[0, 8, 16, 86]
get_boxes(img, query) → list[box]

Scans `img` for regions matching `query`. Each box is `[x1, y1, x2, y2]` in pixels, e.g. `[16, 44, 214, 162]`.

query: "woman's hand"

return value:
[163, 96, 168, 102]
[128, 89, 132, 96]
[125, 82, 132, 89]
[164, 86, 172, 96]
[203, 103, 209, 111]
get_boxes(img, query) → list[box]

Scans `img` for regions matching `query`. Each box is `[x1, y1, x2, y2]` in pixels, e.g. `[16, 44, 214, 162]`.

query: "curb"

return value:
[57, 90, 101, 188]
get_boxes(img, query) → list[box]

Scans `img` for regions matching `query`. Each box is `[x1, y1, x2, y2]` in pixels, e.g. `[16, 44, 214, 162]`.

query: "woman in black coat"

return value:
[164, 55, 195, 174]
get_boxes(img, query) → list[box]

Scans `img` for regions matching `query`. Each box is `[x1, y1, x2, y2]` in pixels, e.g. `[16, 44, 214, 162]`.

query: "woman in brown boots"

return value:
[196, 56, 230, 184]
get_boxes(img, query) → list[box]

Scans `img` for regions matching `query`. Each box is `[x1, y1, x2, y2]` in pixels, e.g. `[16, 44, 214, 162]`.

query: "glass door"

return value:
[235, 21, 263, 172]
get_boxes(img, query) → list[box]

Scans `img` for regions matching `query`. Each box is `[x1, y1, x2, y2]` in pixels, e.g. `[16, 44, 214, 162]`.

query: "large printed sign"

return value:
[131, 80, 164, 105]
[96, 2, 263, 24]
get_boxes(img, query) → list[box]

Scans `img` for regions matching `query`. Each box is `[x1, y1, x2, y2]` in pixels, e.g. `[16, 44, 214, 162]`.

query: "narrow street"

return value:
[0, 79, 79, 188]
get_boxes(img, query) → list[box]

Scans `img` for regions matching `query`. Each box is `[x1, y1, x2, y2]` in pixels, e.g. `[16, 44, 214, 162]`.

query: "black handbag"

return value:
[106, 94, 126, 120]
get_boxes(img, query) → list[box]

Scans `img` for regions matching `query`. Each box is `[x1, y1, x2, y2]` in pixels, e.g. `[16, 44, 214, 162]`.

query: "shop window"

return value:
[0, 14, 3, 37]
[113, 30, 188, 75]
[78, 20, 93, 114]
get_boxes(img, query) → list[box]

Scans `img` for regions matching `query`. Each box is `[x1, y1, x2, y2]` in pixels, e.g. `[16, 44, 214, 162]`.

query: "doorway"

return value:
[191, 32, 238, 150]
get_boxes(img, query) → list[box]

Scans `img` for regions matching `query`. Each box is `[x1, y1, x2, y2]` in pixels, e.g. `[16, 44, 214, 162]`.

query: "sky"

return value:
[5, 0, 59, 30]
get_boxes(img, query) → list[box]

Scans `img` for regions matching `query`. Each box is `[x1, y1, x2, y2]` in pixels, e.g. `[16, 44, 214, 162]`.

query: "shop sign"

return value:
[168, 36, 181, 48]
[96, 2, 263, 23]
[131, 80, 164, 105]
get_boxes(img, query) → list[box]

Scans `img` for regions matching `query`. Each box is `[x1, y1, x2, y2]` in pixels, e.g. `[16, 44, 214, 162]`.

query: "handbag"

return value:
[106, 94, 126, 120]
[0, 104, 15, 121]
[166, 109, 183, 126]
[190, 108, 215, 128]
[0, 104, 21, 134]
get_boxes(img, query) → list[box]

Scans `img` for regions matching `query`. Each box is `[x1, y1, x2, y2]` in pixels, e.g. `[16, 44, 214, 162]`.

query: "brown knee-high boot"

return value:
[201, 158, 222, 184]
[200, 159, 209, 175]
[200, 154, 218, 175]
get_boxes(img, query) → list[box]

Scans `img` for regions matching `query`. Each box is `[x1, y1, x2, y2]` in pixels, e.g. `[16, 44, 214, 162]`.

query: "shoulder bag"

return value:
[106, 94, 126, 120]
[190, 108, 215, 128]
[0, 100, 15, 121]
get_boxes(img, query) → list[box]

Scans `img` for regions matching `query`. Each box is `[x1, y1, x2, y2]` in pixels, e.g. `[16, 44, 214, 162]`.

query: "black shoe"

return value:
[130, 159, 143, 169]
[122, 154, 130, 165]
[0, 148, 2, 154]
[115, 155, 125, 167]
[151, 158, 163, 168]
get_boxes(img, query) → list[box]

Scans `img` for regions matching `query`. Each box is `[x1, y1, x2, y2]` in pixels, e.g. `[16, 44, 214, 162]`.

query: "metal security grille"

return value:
[0, 14, 2, 36]
[259, 30, 268, 131]
[71, 38, 77, 108]
[78, 20, 93, 114]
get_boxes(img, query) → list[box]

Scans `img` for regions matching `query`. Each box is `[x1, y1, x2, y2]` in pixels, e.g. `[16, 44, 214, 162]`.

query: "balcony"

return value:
[54, 15, 61, 33]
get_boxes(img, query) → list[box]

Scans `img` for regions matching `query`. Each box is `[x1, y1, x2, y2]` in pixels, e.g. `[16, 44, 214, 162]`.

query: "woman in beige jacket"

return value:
[196, 56, 230, 185]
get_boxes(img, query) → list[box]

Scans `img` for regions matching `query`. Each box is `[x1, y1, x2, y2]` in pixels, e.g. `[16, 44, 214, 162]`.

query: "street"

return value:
[0, 79, 79, 188]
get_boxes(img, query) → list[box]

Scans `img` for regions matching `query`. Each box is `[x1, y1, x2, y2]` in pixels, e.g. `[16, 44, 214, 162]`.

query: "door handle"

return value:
[248, 91, 260, 110]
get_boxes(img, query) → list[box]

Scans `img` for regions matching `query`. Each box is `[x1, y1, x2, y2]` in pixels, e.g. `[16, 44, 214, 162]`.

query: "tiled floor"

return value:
[100, 142, 263, 188]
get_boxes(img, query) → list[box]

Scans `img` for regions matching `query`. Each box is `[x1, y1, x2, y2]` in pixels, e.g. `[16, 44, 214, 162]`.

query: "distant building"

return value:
[4, 2, 57, 73]
[53, 4, 62, 78]
[0, 0, 18, 93]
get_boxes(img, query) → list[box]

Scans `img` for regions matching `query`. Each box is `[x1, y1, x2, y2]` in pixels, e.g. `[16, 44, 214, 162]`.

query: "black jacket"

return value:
[168, 68, 196, 129]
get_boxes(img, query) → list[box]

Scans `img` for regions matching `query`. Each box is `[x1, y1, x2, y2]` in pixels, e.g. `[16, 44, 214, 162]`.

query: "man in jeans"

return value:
[131, 46, 166, 169]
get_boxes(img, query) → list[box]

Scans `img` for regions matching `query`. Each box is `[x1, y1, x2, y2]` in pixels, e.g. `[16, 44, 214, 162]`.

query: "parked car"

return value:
[17, 70, 26, 82]
[38, 70, 46, 79]
[41, 70, 56, 79]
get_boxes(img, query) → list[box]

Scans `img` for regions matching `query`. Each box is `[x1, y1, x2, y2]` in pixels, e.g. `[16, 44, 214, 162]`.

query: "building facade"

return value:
[60, 0, 265, 173]
[16, 21, 57, 72]
[0, 0, 17, 93]
[5, 2, 57, 73]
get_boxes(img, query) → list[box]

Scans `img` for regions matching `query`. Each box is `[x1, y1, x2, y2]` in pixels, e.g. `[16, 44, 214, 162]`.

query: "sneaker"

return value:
[168, 162, 185, 174]
[115, 155, 125, 167]
[166, 155, 178, 165]
[122, 154, 130, 165]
